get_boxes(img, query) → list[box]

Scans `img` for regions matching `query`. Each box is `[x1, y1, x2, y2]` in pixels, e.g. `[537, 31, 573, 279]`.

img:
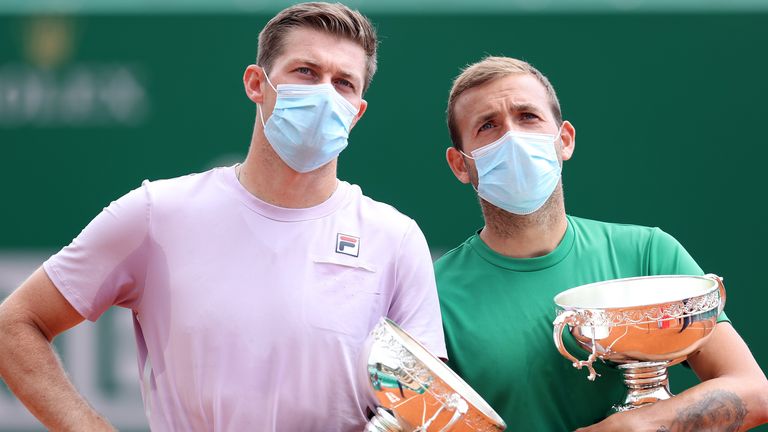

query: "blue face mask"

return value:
[461, 127, 562, 215]
[259, 73, 358, 173]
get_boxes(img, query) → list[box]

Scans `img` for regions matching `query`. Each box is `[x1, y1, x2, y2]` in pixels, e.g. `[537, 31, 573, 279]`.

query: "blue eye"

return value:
[334, 79, 354, 89]
[479, 122, 494, 132]
[297, 67, 313, 75]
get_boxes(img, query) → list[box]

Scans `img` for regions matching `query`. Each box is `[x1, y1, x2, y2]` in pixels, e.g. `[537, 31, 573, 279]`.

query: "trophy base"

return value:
[365, 407, 403, 432]
[609, 361, 674, 414]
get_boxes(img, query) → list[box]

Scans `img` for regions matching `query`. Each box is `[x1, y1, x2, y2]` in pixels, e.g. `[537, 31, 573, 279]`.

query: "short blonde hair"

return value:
[446, 56, 562, 150]
[257, 2, 378, 93]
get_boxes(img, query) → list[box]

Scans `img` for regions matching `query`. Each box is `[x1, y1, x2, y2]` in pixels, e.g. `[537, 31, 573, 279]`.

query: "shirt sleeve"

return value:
[647, 228, 703, 275]
[43, 182, 151, 321]
[648, 228, 729, 323]
[387, 219, 448, 359]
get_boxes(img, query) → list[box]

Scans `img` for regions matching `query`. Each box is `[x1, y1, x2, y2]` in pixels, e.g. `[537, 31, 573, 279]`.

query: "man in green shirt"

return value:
[437, 56, 768, 431]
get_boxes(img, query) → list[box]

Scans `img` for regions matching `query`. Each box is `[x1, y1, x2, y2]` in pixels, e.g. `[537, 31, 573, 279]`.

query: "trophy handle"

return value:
[413, 393, 468, 432]
[553, 310, 600, 381]
[439, 395, 468, 432]
[704, 274, 726, 314]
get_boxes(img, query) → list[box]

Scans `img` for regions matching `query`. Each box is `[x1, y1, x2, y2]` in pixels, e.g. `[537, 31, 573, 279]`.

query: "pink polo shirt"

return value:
[44, 166, 446, 431]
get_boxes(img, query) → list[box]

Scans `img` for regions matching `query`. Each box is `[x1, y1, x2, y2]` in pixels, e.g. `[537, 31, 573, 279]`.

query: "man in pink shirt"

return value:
[0, 3, 446, 431]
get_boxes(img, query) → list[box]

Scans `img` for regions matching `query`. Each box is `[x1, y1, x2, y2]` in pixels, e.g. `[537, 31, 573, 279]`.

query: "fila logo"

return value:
[336, 233, 360, 257]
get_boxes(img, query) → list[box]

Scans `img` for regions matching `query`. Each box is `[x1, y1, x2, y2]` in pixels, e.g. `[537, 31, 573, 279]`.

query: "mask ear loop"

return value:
[554, 122, 566, 148]
[456, 148, 481, 194]
[257, 67, 278, 127]
[458, 149, 475, 160]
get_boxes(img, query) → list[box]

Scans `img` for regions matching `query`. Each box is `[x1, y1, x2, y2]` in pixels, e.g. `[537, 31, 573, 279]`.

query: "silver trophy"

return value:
[360, 317, 506, 432]
[552, 274, 726, 412]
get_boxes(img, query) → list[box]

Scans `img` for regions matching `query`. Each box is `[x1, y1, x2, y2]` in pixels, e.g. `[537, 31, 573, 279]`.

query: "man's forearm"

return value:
[577, 376, 768, 432]
[0, 318, 115, 431]
[653, 382, 751, 432]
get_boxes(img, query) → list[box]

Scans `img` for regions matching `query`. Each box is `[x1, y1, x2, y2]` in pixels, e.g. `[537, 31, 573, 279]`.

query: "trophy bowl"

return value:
[360, 317, 506, 432]
[552, 274, 726, 412]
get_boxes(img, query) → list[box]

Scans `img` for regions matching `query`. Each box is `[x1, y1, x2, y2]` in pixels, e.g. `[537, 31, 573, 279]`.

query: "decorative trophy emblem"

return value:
[552, 274, 726, 412]
[360, 318, 506, 432]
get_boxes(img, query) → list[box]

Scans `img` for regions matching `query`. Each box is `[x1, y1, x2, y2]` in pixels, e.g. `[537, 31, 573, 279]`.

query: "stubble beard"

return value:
[478, 182, 566, 239]
[464, 141, 567, 239]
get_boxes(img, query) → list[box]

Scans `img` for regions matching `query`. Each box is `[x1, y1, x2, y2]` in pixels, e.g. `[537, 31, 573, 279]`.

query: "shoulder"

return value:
[434, 236, 474, 269]
[433, 235, 477, 289]
[569, 215, 698, 274]
[140, 167, 229, 211]
[348, 183, 418, 236]
[569, 215, 663, 246]
[143, 167, 224, 197]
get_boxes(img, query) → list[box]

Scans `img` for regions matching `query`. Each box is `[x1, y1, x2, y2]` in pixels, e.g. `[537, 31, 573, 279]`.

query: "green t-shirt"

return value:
[435, 215, 726, 431]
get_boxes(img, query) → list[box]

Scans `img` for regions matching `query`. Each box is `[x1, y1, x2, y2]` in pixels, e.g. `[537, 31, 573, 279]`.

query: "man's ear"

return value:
[446, 147, 471, 184]
[560, 120, 576, 161]
[350, 99, 368, 130]
[243, 64, 266, 104]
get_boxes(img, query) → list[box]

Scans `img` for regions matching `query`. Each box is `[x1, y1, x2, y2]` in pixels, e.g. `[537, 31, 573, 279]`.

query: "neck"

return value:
[238, 122, 339, 208]
[478, 185, 568, 258]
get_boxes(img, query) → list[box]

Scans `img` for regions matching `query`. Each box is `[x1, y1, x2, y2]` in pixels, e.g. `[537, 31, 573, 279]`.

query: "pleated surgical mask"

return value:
[461, 127, 562, 215]
[259, 72, 358, 173]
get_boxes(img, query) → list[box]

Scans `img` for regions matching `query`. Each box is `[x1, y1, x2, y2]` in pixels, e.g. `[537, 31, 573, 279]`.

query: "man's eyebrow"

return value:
[336, 70, 361, 84]
[509, 102, 544, 114]
[288, 58, 363, 86]
[471, 110, 500, 127]
[467, 102, 547, 129]
[287, 57, 322, 69]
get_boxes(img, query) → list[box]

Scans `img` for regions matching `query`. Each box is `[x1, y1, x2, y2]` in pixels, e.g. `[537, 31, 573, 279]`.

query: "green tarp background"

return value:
[1, 10, 766, 431]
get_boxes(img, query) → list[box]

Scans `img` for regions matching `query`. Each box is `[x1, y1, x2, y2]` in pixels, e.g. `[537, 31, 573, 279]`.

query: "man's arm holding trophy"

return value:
[576, 320, 768, 432]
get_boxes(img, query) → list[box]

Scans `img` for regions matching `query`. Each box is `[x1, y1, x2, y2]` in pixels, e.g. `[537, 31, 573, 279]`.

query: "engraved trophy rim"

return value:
[365, 317, 507, 429]
[554, 274, 720, 315]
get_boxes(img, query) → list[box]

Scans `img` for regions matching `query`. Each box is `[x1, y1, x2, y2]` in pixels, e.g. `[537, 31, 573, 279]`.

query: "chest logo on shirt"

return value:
[336, 233, 360, 257]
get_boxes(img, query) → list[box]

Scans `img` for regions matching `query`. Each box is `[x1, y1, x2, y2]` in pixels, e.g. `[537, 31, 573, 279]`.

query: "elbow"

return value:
[0, 308, 16, 374]
[0, 308, 47, 379]
[750, 377, 768, 427]
[0, 305, 49, 355]
[0, 304, 14, 348]
[758, 379, 768, 423]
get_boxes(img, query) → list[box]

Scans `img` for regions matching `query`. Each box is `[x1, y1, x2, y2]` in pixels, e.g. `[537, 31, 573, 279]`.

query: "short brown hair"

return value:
[447, 56, 562, 150]
[257, 2, 378, 93]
